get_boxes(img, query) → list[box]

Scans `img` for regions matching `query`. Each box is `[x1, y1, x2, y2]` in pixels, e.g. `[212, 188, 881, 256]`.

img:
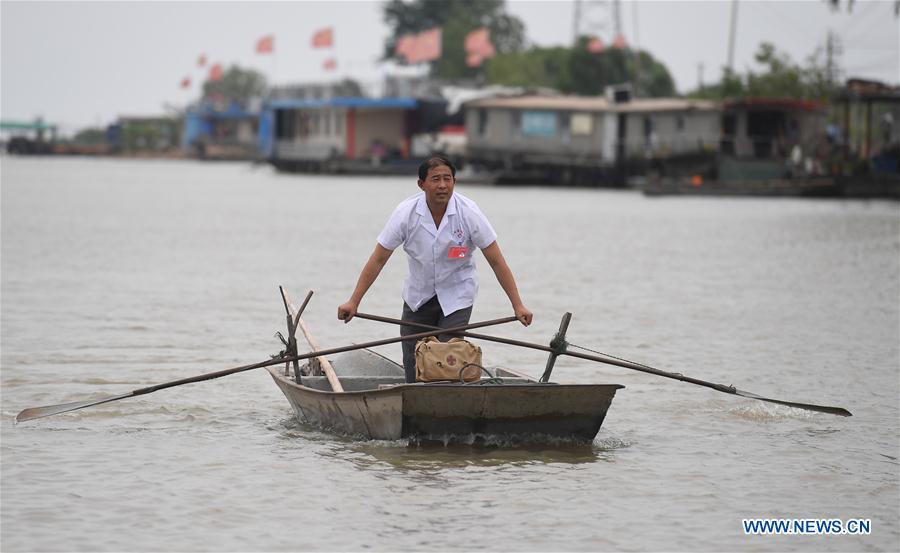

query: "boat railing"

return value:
[296, 374, 549, 392]
[298, 375, 406, 392]
[274, 139, 340, 161]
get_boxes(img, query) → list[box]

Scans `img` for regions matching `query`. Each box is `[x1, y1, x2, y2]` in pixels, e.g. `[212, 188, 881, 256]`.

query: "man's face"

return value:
[418, 164, 455, 208]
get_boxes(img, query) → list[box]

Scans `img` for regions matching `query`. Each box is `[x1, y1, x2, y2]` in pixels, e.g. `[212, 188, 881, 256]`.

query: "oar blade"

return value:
[735, 389, 852, 417]
[16, 393, 134, 424]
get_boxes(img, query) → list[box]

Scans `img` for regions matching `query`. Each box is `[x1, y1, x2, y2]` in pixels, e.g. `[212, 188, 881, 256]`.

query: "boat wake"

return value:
[722, 400, 824, 422]
[593, 435, 632, 451]
[408, 432, 600, 448]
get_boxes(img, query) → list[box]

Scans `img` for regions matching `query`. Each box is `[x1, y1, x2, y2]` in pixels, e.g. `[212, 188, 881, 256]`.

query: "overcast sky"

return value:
[2, 0, 898, 134]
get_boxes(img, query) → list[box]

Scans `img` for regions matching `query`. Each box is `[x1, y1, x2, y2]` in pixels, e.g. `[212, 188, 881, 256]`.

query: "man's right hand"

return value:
[337, 301, 358, 323]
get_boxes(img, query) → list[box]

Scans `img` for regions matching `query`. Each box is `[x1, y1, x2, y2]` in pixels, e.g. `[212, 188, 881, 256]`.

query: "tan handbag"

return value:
[414, 336, 483, 382]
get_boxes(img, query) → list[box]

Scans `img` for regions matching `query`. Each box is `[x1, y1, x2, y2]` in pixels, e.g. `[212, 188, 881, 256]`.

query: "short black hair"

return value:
[417, 156, 456, 181]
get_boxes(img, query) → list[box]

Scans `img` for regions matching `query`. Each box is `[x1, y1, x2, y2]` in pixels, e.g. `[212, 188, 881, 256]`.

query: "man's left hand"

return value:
[515, 305, 533, 326]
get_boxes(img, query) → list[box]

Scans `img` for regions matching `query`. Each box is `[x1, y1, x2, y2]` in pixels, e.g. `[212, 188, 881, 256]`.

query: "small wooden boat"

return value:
[266, 349, 623, 443]
[267, 290, 623, 443]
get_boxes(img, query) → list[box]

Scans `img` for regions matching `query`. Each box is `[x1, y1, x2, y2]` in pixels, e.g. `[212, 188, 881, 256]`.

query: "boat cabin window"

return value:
[559, 112, 571, 142]
[275, 109, 295, 139]
[643, 116, 654, 138]
[571, 113, 593, 135]
[747, 110, 786, 158]
[478, 109, 488, 136]
[643, 116, 659, 153]
[298, 113, 310, 138]
[720, 113, 737, 155]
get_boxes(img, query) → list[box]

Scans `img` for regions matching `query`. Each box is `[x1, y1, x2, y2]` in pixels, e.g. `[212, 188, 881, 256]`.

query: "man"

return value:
[338, 156, 533, 382]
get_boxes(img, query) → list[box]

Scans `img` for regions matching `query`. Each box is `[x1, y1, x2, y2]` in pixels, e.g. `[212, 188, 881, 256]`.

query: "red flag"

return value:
[323, 58, 337, 71]
[256, 35, 274, 54]
[180, 76, 191, 89]
[209, 63, 223, 82]
[464, 28, 495, 67]
[612, 34, 627, 49]
[464, 27, 495, 59]
[588, 37, 604, 53]
[417, 27, 442, 62]
[395, 35, 415, 59]
[396, 28, 442, 64]
[197, 54, 207, 67]
[407, 27, 441, 63]
[312, 27, 333, 48]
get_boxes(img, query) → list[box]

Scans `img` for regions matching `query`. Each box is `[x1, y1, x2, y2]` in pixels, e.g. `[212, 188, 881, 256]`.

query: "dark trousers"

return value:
[401, 296, 473, 383]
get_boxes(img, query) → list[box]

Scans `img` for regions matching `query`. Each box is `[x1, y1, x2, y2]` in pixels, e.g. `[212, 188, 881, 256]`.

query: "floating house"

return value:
[108, 116, 181, 155]
[182, 102, 259, 160]
[643, 95, 879, 197]
[259, 97, 454, 173]
[1, 119, 58, 154]
[831, 79, 900, 197]
[717, 98, 828, 180]
[463, 91, 720, 185]
[833, 79, 900, 173]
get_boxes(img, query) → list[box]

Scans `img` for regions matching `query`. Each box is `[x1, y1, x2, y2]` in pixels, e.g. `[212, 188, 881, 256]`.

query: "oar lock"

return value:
[273, 328, 312, 379]
[549, 333, 568, 354]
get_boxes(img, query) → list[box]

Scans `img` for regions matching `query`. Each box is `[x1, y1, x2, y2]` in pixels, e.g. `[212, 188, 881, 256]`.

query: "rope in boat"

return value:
[272, 331, 289, 359]
[460, 364, 505, 385]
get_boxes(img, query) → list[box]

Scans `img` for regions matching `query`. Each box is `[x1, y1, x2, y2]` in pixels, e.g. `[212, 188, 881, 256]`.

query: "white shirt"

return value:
[378, 191, 497, 315]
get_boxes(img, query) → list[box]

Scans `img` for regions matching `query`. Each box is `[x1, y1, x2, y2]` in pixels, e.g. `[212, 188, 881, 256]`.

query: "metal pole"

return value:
[727, 0, 739, 73]
[572, 0, 582, 45]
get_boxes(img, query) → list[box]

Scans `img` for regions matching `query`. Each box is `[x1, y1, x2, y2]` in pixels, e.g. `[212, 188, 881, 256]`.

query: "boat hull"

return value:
[400, 382, 621, 441]
[270, 371, 405, 439]
[268, 367, 622, 442]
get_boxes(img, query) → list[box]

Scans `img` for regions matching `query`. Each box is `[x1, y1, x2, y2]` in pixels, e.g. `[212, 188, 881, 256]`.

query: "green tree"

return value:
[486, 47, 572, 89]
[201, 65, 268, 104]
[486, 38, 675, 97]
[688, 42, 834, 101]
[333, 78, 365, 97]
[631, 50, 677, 98]
[745, 43, 806, 98]
[690, 67, 745, 100]
[565, 40, 627, 94]
[382, 0, 525, 79]
[71, 127, 108, 145]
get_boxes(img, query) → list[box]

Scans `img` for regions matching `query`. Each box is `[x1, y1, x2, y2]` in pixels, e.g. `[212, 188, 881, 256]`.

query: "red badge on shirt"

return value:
[448, 246, 469, 259]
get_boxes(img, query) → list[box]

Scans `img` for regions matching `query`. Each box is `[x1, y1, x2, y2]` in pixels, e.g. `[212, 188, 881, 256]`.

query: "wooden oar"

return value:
[280, 286, 343, 392]
[352, 312, 852, 417]
[15, 315, 519, 424]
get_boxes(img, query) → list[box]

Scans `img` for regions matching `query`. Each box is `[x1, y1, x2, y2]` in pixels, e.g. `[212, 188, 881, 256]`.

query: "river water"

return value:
[1, 157, 898, 552]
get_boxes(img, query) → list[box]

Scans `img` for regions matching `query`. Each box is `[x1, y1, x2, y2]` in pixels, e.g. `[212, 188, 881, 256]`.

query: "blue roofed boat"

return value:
[258, 95, 457, 174]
